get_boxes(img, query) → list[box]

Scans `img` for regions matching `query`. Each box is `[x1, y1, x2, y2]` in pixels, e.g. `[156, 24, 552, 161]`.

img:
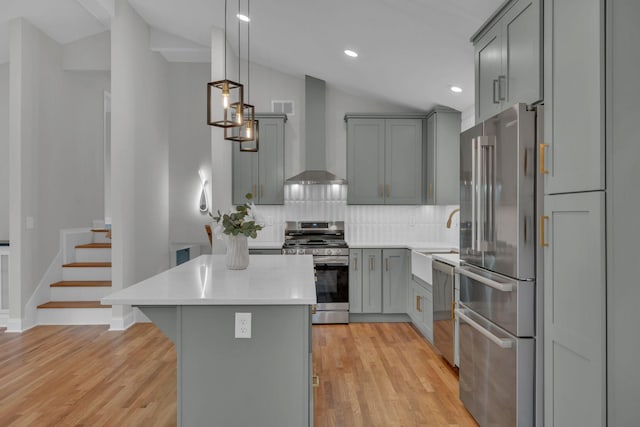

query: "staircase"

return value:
[37, 229, 112, 325]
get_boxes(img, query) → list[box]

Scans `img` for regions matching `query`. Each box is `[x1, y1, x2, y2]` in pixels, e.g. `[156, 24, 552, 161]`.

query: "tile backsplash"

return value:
[252, 185, 460, 247]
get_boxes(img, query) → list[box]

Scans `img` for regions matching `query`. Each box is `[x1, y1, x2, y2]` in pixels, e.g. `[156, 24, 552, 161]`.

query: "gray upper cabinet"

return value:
[232, 113, 286, 205]
[346, 118, 385, 204]
[543, 0, 604, 194]
[346, 114, 425, 205]
[543, 192, 606, 427]
[473, 0, 542, 123]
[425, 108, 461, 205]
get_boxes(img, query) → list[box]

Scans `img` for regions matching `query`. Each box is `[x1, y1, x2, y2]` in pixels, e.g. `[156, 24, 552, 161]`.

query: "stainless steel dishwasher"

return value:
[432, 259, 455, 367]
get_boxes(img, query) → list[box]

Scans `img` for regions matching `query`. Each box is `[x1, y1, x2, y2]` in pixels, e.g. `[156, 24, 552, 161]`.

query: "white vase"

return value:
[226, 234, 250, 270]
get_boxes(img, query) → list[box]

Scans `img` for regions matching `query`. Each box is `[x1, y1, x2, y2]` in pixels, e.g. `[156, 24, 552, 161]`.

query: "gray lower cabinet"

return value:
[346, 115, 424, 205]
[473, 0, 542, 122]
[349, 249, 363, 313]
[349, 248, 408, 314]
[232, 113, 286, 205]
[543, 0, 604, 194]
[543, 192, 606, 427]
[361, 249, 383, 313]
[425, 108, 462, 205]
[382, 249, 409, 313]
[408, 277, 433, 343]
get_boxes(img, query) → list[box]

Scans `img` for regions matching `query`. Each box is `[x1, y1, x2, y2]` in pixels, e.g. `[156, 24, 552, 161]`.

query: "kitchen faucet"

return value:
[446, 208, 460, 229]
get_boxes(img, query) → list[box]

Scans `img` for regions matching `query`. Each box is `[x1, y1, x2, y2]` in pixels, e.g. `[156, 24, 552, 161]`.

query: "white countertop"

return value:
[431, 253, 460, 267]
[102, 255, 317, 306]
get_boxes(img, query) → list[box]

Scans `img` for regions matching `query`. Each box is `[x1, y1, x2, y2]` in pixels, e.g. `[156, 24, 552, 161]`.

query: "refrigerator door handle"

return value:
[456, 266, 514, 292]
[456, 309, 513, 349]
[471, 137, 477, 252]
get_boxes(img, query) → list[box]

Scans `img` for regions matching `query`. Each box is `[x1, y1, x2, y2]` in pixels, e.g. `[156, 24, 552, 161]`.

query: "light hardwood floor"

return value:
[0, 323, 477, 426]
[313, 323, 478, 427]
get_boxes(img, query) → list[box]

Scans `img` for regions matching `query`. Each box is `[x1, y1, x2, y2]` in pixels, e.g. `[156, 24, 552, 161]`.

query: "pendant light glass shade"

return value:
[225, 103, 256, 142]
[239, 119, 259, 152]
[207, 79, 244, 128]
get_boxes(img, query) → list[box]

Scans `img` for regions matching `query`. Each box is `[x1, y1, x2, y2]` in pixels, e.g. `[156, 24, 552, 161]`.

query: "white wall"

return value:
[168, 62, 211, 247]
[9, 19, 108, 327]
[111, 0, 170, 328]
[63, 31, 111, 71]
[0, 63, 8, 241]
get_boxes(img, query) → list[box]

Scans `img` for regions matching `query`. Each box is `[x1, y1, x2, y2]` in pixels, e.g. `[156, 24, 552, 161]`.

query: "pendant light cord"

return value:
[237, 0, 241, 85]
[247, 0, 250, 102]
[223, 0, 227, 79]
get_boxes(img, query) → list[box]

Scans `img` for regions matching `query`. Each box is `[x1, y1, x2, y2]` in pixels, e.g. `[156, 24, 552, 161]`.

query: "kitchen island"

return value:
[102, 254, 316, 427]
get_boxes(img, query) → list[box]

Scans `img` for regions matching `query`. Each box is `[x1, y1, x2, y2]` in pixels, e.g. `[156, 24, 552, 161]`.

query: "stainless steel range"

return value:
[282, 221, 349, 324]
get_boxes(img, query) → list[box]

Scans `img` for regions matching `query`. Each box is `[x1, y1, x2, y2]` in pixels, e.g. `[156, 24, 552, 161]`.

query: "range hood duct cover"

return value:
[285, 76, 347, 185]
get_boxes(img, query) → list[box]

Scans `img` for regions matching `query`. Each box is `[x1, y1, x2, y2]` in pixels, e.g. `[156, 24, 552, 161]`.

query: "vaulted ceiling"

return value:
[0, 0, 503, 111]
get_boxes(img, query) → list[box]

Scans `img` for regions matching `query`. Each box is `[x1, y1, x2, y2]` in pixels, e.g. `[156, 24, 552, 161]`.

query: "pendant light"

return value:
[226, 0, 257, 145]
[207, 0, 244, 128]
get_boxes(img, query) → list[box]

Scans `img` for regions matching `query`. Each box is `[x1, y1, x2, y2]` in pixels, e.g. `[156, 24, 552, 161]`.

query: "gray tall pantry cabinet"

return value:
[542, 0, 607, 426]
[473, 0, 542, 122]
[345, 115, 424, 205]
[232, 113, 286, 205]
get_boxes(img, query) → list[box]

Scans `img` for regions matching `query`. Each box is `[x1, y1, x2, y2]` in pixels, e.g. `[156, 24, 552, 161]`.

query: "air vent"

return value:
[272, 100, 294, 115]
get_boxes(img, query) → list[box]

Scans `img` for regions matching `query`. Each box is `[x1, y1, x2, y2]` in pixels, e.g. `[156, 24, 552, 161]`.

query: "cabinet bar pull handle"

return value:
[260, 184, 264, 198]
[252, 184, 257, 196]
[493, 79, 500, 104]
[379, 184, 384, 198]
[524, 148, 528, 176]
[524, 216, 528, 243]
[498, 75, 506, 101]
[451, 300, 456, 320]
[539, 143, 549, 174]
[385, 257, 389, 272]
[354, 257, 358, 271]
[428, 183, 433, 198]
[385, 184, 390, 198]
[369, 257, 373, 271]
[540, 215, 549, 247]
[416, 296, 421, 312]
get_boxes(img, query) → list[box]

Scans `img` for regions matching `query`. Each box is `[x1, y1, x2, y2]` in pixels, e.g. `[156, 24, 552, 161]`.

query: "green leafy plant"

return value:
[210, 193, 264, 239]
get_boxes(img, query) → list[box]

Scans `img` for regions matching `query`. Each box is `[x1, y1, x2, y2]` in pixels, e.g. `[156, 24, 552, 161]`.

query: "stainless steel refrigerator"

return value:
[457, 103, 538, 427]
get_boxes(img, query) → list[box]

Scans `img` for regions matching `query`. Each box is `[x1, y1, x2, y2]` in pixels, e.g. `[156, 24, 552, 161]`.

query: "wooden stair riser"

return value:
[63, 267, 111, 282]
[75, 248, 112, 263]
[91, 230, 111, 244]
[36, 307, 111, 325]
[51, 287, 113, 302]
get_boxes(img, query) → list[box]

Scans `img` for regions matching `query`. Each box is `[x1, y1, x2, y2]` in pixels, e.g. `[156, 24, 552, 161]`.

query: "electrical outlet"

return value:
[235, 312, 252, 338]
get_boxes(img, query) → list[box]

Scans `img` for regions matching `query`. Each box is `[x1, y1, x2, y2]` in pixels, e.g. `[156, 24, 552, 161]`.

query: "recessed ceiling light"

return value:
[450, 85, 463, 93]
[344, 49, 358, 58]
[236, 13, 250, 22]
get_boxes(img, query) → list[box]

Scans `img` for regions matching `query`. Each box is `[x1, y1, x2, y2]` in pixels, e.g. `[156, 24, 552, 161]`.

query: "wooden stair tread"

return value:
[75, 243, 111, 249]
[37, 301, 111, 309]
[62, 262, 111, 268]
[50, 281, 111, 288]
[90, 228, 110, 233]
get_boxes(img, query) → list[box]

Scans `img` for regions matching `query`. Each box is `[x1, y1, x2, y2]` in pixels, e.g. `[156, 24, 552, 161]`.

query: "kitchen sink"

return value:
[411, 249, 457, 284]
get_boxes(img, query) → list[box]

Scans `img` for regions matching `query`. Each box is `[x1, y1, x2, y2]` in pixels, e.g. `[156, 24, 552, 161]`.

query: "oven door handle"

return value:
[313, 256, 349, 266]
[456, 309, 513, 349]
[455, 266, 513, 292]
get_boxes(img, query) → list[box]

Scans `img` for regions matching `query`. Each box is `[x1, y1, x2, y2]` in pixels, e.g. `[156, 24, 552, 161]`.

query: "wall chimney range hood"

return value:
[285, 76, 347, 185]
